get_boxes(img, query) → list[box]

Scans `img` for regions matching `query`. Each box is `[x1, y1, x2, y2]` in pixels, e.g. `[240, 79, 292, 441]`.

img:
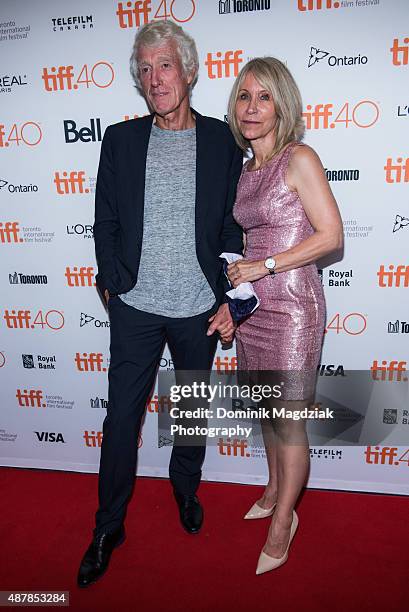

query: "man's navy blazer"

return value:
[93, 109, 244, 311]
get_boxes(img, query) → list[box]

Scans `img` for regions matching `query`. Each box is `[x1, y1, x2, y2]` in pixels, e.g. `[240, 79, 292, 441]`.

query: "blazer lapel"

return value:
[128, 113, 154, 246]
[194, 109, 210, 245]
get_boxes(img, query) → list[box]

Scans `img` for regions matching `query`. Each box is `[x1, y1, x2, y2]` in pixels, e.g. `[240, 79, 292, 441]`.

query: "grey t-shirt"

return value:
[119, 123, 215, 317]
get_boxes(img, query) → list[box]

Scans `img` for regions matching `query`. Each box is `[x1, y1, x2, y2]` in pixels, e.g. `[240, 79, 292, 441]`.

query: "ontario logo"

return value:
[308, 46, 368, 68]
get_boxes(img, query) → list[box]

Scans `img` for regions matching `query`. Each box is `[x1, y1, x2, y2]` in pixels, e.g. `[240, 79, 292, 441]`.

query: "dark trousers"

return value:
[94, 296, 218, 536]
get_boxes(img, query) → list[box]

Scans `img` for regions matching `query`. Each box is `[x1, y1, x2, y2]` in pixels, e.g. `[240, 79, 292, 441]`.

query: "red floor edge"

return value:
[0, 467, 407, 611]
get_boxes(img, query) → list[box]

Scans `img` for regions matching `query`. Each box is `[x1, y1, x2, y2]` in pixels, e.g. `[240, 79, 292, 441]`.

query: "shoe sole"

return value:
[77, 534, 126, 589]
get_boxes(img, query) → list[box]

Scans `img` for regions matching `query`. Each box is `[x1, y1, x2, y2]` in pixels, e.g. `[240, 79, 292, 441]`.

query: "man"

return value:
[77, 19, 243, 588]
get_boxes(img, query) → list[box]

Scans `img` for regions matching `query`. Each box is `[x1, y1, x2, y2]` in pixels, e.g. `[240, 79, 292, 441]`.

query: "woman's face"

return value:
[235, 71, 277, 144]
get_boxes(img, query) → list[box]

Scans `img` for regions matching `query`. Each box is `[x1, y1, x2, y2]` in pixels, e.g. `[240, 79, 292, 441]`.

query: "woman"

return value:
[227, 58, 343, 574]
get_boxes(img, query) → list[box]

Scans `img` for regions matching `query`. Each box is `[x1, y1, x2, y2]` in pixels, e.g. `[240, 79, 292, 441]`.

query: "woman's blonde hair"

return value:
[228, 57, 305, 159]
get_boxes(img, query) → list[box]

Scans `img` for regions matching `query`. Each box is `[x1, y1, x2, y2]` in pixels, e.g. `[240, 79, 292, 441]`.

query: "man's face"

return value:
[137, 40, 193, 117]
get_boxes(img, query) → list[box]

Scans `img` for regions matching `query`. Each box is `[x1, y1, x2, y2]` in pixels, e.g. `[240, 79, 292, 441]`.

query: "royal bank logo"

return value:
[218, 0, 271, 14]
[308, 46, 368, 68]
[393, 214, 409, 233]
[22, 354, 34, 368]
[51, 15, 94, 32]
[383, 409, 397, 425]
[22, 354, 56, 369]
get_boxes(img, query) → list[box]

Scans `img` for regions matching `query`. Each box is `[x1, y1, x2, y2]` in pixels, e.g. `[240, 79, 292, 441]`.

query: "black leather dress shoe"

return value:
[174, 492, 203, 534]
[77, 526, 125, 588]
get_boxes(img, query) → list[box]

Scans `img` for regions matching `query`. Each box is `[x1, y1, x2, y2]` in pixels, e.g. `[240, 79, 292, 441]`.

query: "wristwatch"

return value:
[264, 256, 276, 275]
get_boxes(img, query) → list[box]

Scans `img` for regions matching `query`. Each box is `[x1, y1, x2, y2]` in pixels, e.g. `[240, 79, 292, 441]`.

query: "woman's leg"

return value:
[262, 399, 310, 557]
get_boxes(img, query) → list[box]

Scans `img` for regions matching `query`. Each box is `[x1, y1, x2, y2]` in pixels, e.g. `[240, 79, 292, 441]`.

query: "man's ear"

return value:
[187, 69, 197, 86]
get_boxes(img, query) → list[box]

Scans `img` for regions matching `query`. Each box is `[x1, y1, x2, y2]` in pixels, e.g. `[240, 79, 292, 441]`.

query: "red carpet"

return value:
[0, 467, 407, 611]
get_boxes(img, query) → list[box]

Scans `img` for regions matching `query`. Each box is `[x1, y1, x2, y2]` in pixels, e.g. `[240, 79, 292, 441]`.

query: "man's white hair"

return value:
[130, 19, 199, 92]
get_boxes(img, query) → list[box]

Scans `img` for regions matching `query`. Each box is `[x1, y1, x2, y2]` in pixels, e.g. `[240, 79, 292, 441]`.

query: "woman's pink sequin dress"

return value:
[233, 142, 326, 400]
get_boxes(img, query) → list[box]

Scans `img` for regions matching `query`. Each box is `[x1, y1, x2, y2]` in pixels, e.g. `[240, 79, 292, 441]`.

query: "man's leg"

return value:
[166, 309, 218, 497]
[94, 298, 166, 536]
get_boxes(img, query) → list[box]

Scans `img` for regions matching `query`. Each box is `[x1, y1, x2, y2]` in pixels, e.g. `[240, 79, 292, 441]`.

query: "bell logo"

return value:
[377, 265, 409, 288]
[218, 437, 250, 457]
[390, 37, 409, 66]
[64, 118, 102, 143]
[0, 222, 23, 243]
[65, 266, 95, 287]
[384, 157, 409, 183]
[83, 430, 103, 447]
[205, 50, 243, 79]
[298, 0, 340, 10]
[75, 352, 106, 372]
[116, 1, 151, 28]
[370, 360, 407, 381]
[16, 389, 46, 407]
[214, 355, 237, 373]
[54, 171, 88, 194]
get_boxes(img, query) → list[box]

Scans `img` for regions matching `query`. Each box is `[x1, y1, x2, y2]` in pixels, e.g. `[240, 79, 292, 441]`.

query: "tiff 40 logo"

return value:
[2, 309, 64, 330]
[41, 62, 114, 92]
[0, 122, 42, 148]
[116, 0, 196, 28]
[303, 101, 379, 130]
[325, 313, 367, 335]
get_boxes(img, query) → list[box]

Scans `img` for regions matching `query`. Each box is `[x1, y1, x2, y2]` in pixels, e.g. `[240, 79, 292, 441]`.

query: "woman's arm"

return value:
[227, 145, 343, 286]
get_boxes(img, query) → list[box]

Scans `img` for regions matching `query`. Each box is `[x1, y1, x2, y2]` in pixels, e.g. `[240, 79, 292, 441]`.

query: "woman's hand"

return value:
[227, 259, 268, 288]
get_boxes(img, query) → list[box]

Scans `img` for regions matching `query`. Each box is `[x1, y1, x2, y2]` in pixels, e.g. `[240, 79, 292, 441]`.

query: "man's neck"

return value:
[154, 104, 196, 131]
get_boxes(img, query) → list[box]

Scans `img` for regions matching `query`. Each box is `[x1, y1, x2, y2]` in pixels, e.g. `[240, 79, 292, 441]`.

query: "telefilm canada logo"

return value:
[218, 0, 271, 14]
[51, 15, 94, 32]
[308, 46, 368, 68]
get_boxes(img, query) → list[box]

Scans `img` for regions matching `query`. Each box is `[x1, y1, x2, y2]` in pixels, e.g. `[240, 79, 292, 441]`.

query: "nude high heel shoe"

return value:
[255, 510, 298, 574]
[244, 501, 276, 520]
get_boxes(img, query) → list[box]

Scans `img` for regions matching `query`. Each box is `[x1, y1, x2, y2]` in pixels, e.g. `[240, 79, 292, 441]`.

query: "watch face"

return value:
[265, 257, 276, 270]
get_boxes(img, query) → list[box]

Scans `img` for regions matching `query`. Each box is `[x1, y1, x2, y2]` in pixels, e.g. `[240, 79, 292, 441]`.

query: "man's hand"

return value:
[104, 289, 110, 304]
[227, 259, 268, 288]
[207, 303, 235, 343]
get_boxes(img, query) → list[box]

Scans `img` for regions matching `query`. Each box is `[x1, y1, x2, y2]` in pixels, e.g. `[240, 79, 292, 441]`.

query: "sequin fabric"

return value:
[233, 142, 326, 400]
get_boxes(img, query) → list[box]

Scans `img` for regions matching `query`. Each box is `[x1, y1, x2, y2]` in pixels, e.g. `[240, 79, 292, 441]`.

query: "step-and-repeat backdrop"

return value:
[1, 0, 408, 495]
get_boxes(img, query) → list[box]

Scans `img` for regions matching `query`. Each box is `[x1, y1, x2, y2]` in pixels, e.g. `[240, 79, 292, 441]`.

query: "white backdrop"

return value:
[1, 0, 408, 495]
